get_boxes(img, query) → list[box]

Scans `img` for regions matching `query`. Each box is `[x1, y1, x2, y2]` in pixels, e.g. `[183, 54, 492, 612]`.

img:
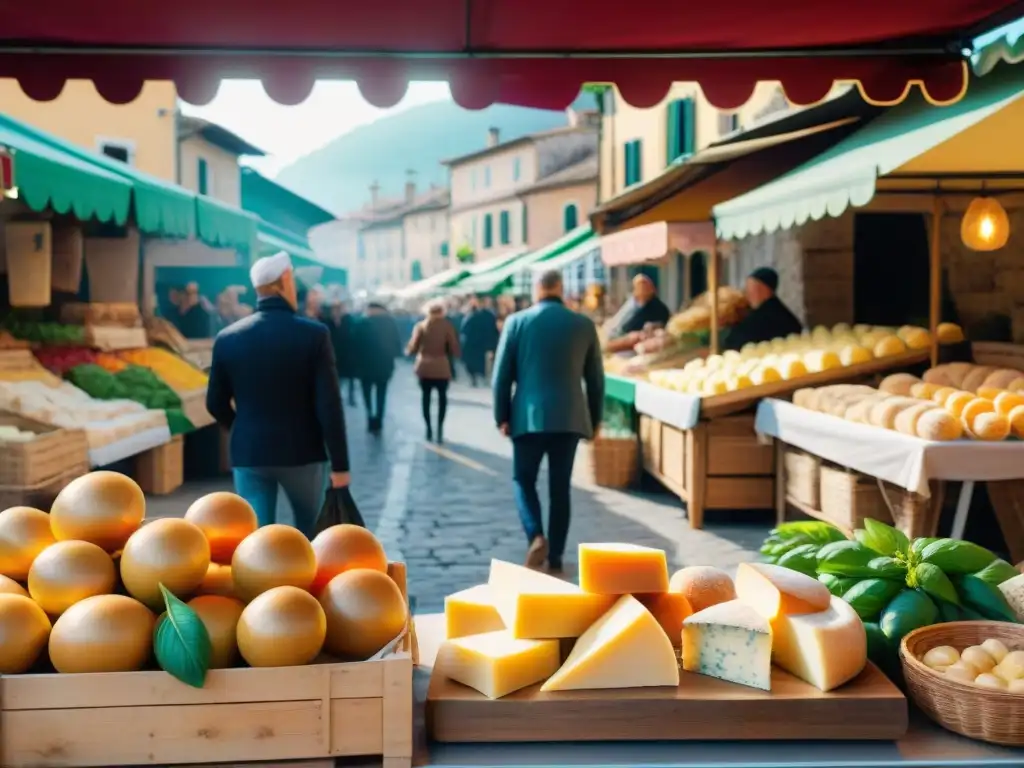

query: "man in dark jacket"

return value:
[206, 252, 350, 537]
[355, 302, 402, 434]
[722, 267, 803, 351]
[325, 299, 358, 406]
[611, 274, 671, 338]
[460, 296, 499, 387]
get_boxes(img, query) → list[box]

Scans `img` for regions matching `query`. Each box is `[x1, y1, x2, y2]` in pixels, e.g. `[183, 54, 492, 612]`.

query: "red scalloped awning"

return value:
[0, 0, 1016, 109]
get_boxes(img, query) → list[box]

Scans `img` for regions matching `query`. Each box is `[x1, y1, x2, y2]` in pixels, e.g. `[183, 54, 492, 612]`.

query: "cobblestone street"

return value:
[149, 364, 769, 612]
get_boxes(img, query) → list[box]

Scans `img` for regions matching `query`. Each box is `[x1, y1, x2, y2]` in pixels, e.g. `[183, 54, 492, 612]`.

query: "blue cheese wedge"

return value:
[682, 599, 772, 691]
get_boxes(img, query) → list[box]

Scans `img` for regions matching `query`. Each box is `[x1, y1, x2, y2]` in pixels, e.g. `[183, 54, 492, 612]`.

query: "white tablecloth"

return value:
[89, 425, 173, 468]
[634, 382, 701, 430]
[755, 399, 1024, 497]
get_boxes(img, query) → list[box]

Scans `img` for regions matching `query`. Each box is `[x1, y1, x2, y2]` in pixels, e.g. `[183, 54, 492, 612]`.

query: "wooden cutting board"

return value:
[427, 662, 907, 743]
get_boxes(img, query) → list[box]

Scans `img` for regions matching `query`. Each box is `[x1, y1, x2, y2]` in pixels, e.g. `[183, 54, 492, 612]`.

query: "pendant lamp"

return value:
[961, 196, 1010, 252]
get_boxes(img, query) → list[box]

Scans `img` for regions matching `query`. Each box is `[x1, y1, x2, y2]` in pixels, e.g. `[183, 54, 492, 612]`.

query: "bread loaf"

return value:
[901, 328, 932, 350]
[936, 323, 965, 344]
[944, 391, 975, 418]
[961, 398, 996, 435]
[915, 409, 964, 441]
[879, 373, 921, 396]
[931, 387, 958, 406]
[750, 364, 781, 386]
[962, 366, 997, 393]
[845, 395, 887, 424]
[994, 391, 1024, 416]
[870, 397, 924, 430]
[922, 365, 954, 387]
[792, 388, 814, 409]
[983, 369, 1024, 391]
[976, 386, 1006, 401]
[873, 335, 907, 358]
[944, 362, 975, 388]
[970, 411, 1010, 441]
[1007, 404, 1024, 438]
[838, 345, 872, 366]
[895, 402, 939, 436]
[778, 355, 807, 380]
[909, 382, 940, 400]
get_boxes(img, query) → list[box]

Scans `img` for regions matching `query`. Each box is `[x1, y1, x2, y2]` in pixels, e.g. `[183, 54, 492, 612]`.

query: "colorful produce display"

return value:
[648, 322, 962, 395]
[0, 380, 166, 449]
[0, 331, 29, 350]
[437, 544, 869, 700]
[65, 364, 193, 435]
[0, 473, 407, 685]
[917, 637, 1024, 692]
[118, 348, 208, 391]
[0, 316, 85, 346]
[33, 346, 98, 375]
[760, 519, 1022, 680]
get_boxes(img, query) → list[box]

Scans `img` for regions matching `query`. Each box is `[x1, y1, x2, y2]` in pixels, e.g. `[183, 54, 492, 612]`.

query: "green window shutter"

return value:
[522, 205, 529, 243]
[625, 140, 643, 186]
[440, 241, 449, 257]
[197, 158, 208, 195]
[411, 260, 423, 281]
[681, 98, 696, 156]
[666, 100, 680, 166]
[632, 140, 643, 184]
[483, 213, 493, 248]
[563, 204, 578, 232]
[499, 210, 510, 244]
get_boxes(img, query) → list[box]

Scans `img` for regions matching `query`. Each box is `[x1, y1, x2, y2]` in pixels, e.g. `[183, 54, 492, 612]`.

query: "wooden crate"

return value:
[0, 563, 415, 768]
[783, 449, 820, 510]
[642, 414, 774, 529]
[0, 412, 89, 486]
[133, 434, 185, 495]
[60, 303, 141, 328]
[85, 325, 148, 351]
[0, 461, 89, 510]
[179, 387, 215, 429]
[819, 464, 894, 532]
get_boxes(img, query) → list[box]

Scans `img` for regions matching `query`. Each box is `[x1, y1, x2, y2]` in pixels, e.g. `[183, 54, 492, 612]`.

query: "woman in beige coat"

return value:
[407, 301, 461, 443]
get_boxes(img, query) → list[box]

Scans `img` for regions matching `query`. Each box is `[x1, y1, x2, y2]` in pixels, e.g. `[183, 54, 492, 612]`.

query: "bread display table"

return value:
[756, 398, 1024, 547]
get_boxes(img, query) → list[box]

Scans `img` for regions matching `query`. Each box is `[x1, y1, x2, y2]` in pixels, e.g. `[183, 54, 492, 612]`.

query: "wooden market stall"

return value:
[712, 63, 1024, 556]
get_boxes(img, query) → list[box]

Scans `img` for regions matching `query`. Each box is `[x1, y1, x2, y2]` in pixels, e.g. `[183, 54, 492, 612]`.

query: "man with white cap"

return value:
[206, 251, 351, 536]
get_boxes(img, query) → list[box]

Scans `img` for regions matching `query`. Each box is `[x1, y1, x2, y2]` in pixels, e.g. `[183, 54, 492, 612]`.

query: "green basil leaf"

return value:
[921, 539, 997, 574]
[910, 563, 960, 606]
[842, 578, 905, 621]
[816, 541, 877, 577]
[973, 558, 1021, 586]
[817, 573, 861, 597]
[777, 543, 820, 576]
[954, 574, 1018, 622]
[856, 519, 910, 557]
[866, 556, 908, 581]
[936, 599, 962, 623]
[770, 521, 845, 544]
[154, 584, 212, 688]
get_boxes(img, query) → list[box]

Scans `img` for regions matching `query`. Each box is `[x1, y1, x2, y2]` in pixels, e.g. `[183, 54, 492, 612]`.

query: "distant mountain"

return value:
[276, 93, 596, 215]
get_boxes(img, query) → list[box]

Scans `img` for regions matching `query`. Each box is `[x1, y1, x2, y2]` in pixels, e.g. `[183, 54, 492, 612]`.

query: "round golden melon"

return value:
[197, 563, 236, 598]
[184, 493, 258, 564]
[0, 574, 28, 597]
[237, 586, 326, 667]
[0, 506, 55, 581]
[120, 519, 211, 609]
[188, 595, 245, 669]
[49, 472, 145, 553]
[319, 569, 407, 660]
[28, 540, 116, 616]
[0, 593, 51, 673]
[310, 525, 388, 596]
[232, 525, 316, 603]
[49, 594, 155, 673]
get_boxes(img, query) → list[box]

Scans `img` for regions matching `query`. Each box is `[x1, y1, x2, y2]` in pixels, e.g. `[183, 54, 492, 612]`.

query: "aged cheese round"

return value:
[915, 409, 963, 442]
[838, 345, 872, 366]
[993, 391, 1024, 416]
[894, 402, 939, 436]
[879, 373, 920, 396]
[944, 391, 975, 418]
[961, 398, 996, 435]
[910, 382, 940, 400]
[873, 335, 907, 358]
[869, 397, 921, 430]
[669, 566, 736, 612]
[971, 411, 1010, 441]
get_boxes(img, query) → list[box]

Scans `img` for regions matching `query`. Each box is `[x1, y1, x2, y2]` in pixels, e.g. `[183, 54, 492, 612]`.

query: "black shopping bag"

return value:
[314, 487, 366, 534]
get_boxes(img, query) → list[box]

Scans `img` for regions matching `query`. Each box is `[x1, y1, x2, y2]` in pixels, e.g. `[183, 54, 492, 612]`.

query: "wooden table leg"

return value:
[774, 439, 787, 528]
[685, 424, 706, 530]
[951, 480, 976, 541]
[986, 479, 1024, 564]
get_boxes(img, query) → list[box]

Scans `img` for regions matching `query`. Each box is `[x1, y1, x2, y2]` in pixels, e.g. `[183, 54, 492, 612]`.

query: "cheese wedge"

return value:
[578, 543, 669, 594]
[771, 594, 867, 691]
[445, 584, 505, 639]
[436, 630, 560, 699]
[999, 574, 1024, 622]
[540, 595, 679, 691]
[488, 559, 616, 638]
[682, 600, 772, 691]
[735, 561, 831, 627]
[637, 592, 692, 647]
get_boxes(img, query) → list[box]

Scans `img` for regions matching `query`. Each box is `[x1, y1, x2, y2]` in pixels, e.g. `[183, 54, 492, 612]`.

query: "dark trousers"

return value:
[512, 432, 580, 569]
[419, 378, 449, 432]
[360, 377, 389, 426]
[340, 377, 356, 405]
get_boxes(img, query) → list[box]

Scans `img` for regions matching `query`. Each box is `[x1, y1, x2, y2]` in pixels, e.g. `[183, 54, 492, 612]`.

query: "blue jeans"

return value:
[512, 432, 580, 569]
[232, 463, 328, 538]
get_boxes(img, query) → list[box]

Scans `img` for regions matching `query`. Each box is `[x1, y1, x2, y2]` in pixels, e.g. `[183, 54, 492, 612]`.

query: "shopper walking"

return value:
[355, 302, 402, 434]
[407, 300, 461, 443]
[460, 296, 499, 387]
[206, 252, 350, 537]
[492, 270, 604, 573]
[326, 299, 359, 406]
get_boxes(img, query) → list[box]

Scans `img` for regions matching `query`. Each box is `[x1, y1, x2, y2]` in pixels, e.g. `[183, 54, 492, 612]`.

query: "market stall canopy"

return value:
[529, 232, 601, 274]
[444, 248, 529, 293]
[196, 195, 258, 253]
[458, 226, 593, 295]
[256, 220, 316, 261]
[601, 221, 716, 267]
[0, 113, 132, 225]
[714, 65, 1024, 239]
[1, 1, 1016, 110]
[393, 265, 469, 300]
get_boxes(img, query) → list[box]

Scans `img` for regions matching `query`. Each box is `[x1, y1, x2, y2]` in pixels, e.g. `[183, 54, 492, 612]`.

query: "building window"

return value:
[512, 157, 521, 182]
[471, 216, 478, 246]
[197, 158, 210, 195]
[484, 166, 492, 188]
[666, 98, 696, 164]
[96, 137, 135, 165]
[471, 168, 478, 190]
[563, 203, 579, 233]
[624, 139, 643, 186]
[411, 261, 423, 281]
[499, 211, 511, 245]
[521, 204, 529, 244]
[483, 213, 494, 249]
[440, 241, 449, 257]
[717, 113, 740, 136]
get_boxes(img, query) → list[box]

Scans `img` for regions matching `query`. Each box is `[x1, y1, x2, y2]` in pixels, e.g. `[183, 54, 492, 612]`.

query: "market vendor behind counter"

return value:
[607, 274, 672, 339]
[722, 267, 803, 351]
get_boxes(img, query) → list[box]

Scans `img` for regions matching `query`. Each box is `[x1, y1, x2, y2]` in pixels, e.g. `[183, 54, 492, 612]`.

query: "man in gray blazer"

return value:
[492, 270, 605, 573]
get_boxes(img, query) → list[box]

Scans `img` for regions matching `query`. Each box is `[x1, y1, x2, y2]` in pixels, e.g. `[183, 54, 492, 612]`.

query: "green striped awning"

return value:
[198, 195, 259, 252]
[459, 226, 594, 295]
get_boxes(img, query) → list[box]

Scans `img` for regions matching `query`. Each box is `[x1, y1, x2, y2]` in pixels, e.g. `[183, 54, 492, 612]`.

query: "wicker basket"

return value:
[0, 412, 89, 486]
[784, 449, 820, 509]
[819, 464, 894, 530]
[577, 435, 638, 489]
[900, 621, 1024, 746]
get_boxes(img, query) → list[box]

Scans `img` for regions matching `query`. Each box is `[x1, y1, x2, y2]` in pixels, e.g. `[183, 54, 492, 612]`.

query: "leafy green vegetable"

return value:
[864, 621, 902, 682]
[973, 558, 1020, 587]
[777, 543, 820, 576]
[817, 541, 877, 577]
[910, 562, 960, 606]
[154, 584, 212, 688]
[842, 578, 905, 621]
[770, 521, 845, 544]
[855, 519, 909, 557]
[880, 589, 938, 642]
[817, 573, 861, 597]
[867, 556, 907, 581]
[920, 539, 997, 575]
[955, 574, 1018, 622]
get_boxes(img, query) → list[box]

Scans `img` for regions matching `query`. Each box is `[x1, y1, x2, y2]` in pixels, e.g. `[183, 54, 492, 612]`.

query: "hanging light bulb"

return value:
[961, 196, 1010, 251]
